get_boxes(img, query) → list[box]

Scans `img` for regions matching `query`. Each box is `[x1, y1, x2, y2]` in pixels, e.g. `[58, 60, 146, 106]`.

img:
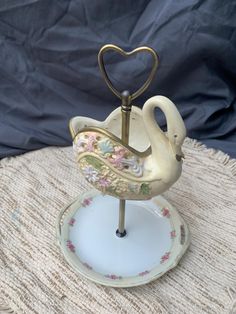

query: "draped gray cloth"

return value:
[0, 0, 235, 158]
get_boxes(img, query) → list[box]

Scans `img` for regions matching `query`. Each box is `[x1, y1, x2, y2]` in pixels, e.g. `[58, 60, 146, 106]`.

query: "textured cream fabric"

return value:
[0, 139, 236, 314]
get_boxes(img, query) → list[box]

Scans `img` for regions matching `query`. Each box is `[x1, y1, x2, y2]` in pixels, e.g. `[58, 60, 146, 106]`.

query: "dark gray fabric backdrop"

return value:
[0, 0, 235, 158]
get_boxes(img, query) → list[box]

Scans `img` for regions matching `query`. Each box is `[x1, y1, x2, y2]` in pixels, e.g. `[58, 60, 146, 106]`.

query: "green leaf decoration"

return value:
[106, 186, 119, 197]
[140, 183, 151, 195]
[84, 156, 103, 170]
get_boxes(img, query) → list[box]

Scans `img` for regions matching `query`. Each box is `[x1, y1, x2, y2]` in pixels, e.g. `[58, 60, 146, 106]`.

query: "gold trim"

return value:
[74, 126, 151, 158]
[77, 152, 146, 182]
[69, 117, 77, 139]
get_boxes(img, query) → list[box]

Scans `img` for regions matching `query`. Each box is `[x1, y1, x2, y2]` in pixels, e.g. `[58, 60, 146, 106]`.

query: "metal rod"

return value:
[116, 91, 132, 238]
[116, 199, 126, 237]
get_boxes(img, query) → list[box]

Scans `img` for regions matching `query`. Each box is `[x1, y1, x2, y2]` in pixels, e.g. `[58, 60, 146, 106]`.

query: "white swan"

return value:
[70, 95, 186, 200]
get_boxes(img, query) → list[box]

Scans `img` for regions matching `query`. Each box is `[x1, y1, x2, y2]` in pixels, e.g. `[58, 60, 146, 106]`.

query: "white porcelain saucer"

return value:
[56, 190, 190, 288]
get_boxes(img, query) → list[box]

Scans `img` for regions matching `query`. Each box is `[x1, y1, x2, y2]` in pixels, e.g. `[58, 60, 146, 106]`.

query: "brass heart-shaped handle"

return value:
[98, 44, 159, 100]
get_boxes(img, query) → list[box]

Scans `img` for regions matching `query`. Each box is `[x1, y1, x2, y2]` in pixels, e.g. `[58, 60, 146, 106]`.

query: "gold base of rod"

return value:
[116, 199, 126, 237]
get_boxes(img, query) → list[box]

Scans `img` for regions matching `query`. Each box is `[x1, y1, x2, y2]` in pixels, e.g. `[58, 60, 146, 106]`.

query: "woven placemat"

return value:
[0, 139, 236, 314]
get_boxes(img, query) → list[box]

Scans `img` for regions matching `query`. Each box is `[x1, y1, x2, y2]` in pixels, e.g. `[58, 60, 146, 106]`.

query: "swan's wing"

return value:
[73, 128, 149, 179]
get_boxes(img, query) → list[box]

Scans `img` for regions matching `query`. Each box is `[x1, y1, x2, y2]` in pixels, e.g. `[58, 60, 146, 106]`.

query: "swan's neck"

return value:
[143, 99, 170, 159]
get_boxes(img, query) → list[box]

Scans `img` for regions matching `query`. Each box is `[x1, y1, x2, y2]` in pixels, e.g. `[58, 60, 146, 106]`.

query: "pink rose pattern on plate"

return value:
[82, 197, 92, 207]
[161, 207, 170, 218]
[139, 270, 150, 276]
[170, 230, 176, 238]
[105, 274, 122, 280]
[161, 252, 170, 263]
[66, 240, 75, 253]
[68, 218, 76, 226]
[83, 262, 93, 270]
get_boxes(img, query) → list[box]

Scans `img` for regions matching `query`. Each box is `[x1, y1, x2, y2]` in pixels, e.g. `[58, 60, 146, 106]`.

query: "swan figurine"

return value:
[69, 95, 186, 200]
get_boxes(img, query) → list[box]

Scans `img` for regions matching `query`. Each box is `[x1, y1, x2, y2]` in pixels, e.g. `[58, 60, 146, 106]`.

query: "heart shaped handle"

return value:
[98, 44, 159, 101]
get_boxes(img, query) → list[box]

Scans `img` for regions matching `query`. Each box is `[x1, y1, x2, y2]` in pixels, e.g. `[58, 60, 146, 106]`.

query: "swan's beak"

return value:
[172, 145, 185, 161]
[176, 153, 185, 161]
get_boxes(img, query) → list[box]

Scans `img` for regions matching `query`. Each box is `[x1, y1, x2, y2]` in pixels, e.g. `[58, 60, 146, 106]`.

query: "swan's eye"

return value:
[174, 134, 178, 138]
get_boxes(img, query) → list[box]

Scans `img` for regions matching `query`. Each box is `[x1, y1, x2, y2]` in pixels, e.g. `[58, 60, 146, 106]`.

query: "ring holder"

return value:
[56, 44, 190, 287]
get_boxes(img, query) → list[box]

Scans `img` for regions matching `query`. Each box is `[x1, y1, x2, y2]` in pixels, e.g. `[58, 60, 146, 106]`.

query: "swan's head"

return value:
[167, 123, 186, 162]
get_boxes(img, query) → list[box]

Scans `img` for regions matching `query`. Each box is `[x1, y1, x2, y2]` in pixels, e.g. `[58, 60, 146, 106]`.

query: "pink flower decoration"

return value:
[83, 262, 93, 270]
[99, 177, 111, 188]
[82, 197, 92, 207]
[161, 252, 170, 263]
[66, 240, 75, 253]
[170, 230, 176, 238]
[105, 274, 122, 280]
[161, 207, 170, 218]
[73, 138, 86, 153]
[114, 146, 126, 155]
[139, 270, 150, 276]
[68, 218, 76, 226]
[108, 146, 127, 169]
[109, 157, 124, 169]
[86, 133, 97, 152]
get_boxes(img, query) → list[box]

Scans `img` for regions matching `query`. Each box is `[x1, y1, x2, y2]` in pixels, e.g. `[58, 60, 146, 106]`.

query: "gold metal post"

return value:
[97, 44, 159, 238]
[117, 199, 126, 237]
[116, 91, 132, 238]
